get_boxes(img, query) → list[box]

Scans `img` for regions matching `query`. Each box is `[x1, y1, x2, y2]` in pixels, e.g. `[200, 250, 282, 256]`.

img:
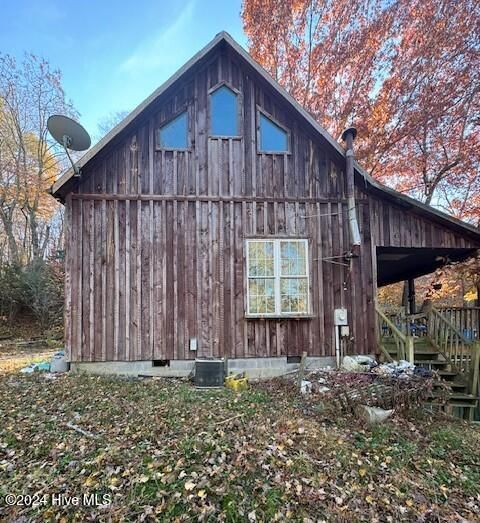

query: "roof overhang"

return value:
[377, 246, 478, 287]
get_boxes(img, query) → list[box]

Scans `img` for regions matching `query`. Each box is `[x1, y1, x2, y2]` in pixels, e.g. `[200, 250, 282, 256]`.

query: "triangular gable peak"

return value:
[51, 31, 480, 245]
[52, 32, 344, 196]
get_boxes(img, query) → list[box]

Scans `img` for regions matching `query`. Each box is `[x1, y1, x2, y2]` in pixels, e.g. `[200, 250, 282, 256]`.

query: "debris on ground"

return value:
[341, 355, 377, 372]
[65, 421, 97, 439]
[19, 361, 50, 373]
[225, 373, 249, 392]
[300, 379, 312, 394]
[50, 349, 69, 373]
[19, 349, 68, 374]
[311, 369, 435, 415]
[264, 356, 443, 418]
[356, 405, 395, 425]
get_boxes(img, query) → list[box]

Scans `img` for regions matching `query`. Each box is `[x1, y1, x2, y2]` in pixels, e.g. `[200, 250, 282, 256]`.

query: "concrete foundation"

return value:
[70, 356, 336, 379]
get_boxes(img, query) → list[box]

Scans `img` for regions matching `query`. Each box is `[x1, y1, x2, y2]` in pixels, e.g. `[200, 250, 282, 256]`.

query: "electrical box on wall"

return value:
[189, 338, 197, 352]
[334, 308, 348, 326]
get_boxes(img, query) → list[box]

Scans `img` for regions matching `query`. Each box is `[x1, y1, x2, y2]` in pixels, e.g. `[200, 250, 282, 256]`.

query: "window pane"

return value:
[281, 241, 306, 276]
[280, 278, 308, 313]
[248, 279, 275, 314]
[248, 241, 274, 277]
[158, 112, 187, 148]
[211, 86, 238, 136]
[259, 113, 288, 152]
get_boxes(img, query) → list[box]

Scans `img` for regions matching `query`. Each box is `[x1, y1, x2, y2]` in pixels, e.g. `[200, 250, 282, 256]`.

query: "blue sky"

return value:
[1, 0, 246, 138]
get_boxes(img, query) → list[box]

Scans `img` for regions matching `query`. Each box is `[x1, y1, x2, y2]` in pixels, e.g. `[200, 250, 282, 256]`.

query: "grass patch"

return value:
[0, 348, 479, 521]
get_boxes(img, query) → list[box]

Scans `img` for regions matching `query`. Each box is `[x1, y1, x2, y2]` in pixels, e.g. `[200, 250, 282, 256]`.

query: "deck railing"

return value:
[428, 307, 480, 397]
[376, 305, 479, 397]
[376, 307, 414, 363]
[436, 307, 479, 341]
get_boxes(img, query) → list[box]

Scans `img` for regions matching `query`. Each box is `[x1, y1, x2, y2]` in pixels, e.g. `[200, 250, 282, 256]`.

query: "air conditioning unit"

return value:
[194, 358, 225, 388]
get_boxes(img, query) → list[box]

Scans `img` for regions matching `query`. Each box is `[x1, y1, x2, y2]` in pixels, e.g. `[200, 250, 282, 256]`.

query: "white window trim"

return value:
[245, 238, 310, 318]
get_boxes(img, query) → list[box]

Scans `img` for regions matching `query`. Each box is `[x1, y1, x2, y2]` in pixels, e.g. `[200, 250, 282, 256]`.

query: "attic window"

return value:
[158, 111, 188, 149]
[258, 112, 289, 153]
[210, 85, 239, 136]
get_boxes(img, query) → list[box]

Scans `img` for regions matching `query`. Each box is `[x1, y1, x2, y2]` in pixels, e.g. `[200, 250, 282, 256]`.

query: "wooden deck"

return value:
[378, 307, 480, 421]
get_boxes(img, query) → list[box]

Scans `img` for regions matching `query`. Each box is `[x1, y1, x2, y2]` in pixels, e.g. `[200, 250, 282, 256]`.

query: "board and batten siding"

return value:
[367, 194, 478, 249]
[65, 46, 377, 362]
[64, 44, 477, 363]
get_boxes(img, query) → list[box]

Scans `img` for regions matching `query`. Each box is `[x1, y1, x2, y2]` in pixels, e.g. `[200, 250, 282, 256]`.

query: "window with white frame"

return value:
[246, 239, 309, 316]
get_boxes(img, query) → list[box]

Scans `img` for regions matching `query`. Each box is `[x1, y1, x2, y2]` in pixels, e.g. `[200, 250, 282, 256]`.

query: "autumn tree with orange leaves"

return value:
[242, 0, 480, 224]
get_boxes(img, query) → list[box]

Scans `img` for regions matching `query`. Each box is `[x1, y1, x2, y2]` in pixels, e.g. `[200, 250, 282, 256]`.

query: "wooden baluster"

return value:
[407, 336, 414, 365]
[470, 342, 479, 402]
[454, 328, 457, 367]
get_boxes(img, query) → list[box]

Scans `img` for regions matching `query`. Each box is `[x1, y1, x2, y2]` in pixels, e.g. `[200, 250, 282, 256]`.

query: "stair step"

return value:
[448, 393, 477, 403]
[427, 402, 476, 410]
[430, 391, 476, 400]
[415, 353, 444, 361]
[438, 370, 457, 379]
[413, 339, 436, 348]
[387, 349, 441, 357]
[450, 382, 468, 391]
[415, 360, 448, 367]
[432, 380, 468, 393]
[432, 382, 453, 391]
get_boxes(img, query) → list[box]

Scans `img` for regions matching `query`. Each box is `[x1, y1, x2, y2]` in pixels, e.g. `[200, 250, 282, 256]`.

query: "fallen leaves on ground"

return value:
[0, 353, 479, 522]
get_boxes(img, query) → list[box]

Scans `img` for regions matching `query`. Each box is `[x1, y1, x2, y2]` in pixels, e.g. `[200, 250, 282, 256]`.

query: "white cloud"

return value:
[119, 1, 196, 74]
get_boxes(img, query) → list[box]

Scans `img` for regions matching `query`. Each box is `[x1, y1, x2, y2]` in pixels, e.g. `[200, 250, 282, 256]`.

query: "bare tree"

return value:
[0, 52, 76, 264]
[95, 110, 129, 142]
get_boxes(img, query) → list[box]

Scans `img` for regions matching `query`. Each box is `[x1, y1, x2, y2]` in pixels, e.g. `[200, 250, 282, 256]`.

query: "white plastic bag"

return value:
[356, 405, 394, 424]
[300, 380, 312, 394]
[341, 355, 376, 372]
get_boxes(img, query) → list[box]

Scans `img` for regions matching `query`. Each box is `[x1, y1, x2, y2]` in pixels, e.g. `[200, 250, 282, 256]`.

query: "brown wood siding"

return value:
[63, 45, 476, 363]
[367, 194, 478, 249]
[66, 195, 376, 361]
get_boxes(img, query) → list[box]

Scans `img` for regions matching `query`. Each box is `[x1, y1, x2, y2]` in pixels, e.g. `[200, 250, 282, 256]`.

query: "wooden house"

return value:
[51, 32, 480, 377]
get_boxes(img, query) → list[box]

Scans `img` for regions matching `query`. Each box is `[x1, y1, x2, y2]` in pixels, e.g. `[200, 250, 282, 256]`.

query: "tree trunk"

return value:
[29, 208, 41, 260]
[0, 208, 19, 265]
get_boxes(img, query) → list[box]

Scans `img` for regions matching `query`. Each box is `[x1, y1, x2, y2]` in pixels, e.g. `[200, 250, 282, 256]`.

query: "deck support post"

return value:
[406, 336, 415, 365]
[407, 278, 416, 315]
[470, 342, 480, 398]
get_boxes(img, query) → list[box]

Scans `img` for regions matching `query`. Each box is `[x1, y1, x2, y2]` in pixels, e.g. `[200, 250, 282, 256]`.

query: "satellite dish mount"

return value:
[47, 115, 91, 178]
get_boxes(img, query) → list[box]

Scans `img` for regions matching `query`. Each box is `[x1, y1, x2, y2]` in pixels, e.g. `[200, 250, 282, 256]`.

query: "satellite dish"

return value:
[47, 115, 91, 177]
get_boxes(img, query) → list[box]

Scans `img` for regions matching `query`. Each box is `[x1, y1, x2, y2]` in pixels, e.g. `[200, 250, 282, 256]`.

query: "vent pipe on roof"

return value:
[342, 127, 361, 254]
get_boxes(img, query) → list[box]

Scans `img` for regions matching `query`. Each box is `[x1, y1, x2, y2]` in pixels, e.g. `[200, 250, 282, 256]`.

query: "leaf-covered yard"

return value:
[0, 350, 479, 522]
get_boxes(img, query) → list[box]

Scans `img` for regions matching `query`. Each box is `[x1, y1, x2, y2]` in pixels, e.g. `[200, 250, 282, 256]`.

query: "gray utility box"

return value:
[334, 308, 348, 326]
[194, 358, 225, 388]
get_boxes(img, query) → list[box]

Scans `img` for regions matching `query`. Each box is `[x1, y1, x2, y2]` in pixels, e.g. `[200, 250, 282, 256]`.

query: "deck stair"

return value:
[377, 307, 479, 421]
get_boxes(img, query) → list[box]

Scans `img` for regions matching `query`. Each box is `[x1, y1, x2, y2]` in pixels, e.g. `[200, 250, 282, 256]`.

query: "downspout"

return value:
[341, 127, 361, 255]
